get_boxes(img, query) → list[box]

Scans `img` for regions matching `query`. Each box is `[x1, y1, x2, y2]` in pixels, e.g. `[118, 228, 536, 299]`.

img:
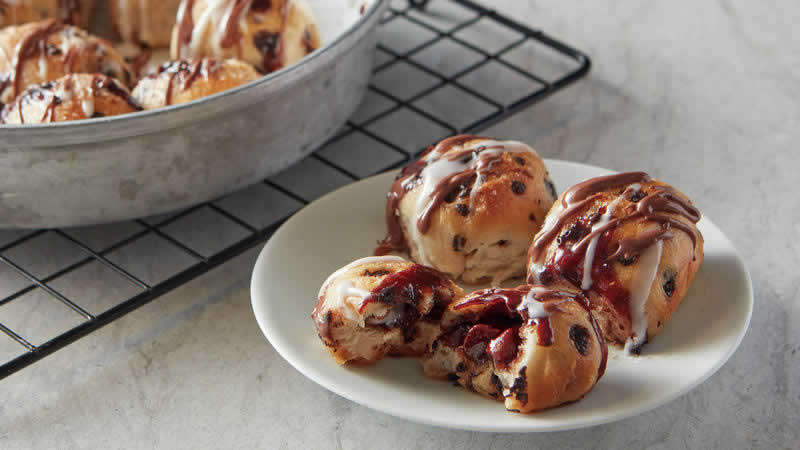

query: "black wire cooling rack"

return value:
[0, 0, 590, 379]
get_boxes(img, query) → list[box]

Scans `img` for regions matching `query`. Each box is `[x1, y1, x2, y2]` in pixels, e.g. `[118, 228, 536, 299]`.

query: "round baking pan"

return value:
[0, 0, 387, 228]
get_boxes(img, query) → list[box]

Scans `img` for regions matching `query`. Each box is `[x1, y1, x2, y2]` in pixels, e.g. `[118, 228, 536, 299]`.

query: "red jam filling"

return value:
[358, 265, 453, 335]
[547, 228, 631, 323]
[445, 288, 554, 368]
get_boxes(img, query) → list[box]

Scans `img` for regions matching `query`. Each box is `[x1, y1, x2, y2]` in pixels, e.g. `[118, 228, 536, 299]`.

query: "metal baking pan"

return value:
[0, 0, 386, 228]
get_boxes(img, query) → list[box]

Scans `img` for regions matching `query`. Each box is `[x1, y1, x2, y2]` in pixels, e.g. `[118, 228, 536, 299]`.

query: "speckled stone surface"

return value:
[2, 1, 797, 448]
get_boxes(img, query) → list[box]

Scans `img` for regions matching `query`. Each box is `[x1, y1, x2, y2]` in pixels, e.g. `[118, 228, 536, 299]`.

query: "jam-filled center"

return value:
[444, 289, 554, 369]
[358, 264, 453, 337]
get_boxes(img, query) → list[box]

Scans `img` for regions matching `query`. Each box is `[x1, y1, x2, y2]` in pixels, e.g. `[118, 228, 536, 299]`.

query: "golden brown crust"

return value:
[527, 175, 704, 351]
[170, 0, 321, 74]
[131, 57, 259, 109]
[1, 73, 141, 123]
[311, 256, 465, 366]
[110, 0, 182, 48]
[0, 20, 135, 106]
[420, 283, 607, 413]
[388, 136, 556, 285]
[0, 0, 96, 28]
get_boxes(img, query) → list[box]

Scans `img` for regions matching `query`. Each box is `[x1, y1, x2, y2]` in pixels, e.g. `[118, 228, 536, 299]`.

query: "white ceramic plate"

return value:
[250, 160, 753, 432]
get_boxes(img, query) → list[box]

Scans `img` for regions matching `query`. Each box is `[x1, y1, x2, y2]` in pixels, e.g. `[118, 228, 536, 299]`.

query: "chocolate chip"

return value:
[459, 187, 471, 198]
[496, 240, 508, 247]
[363, 269, 390, 277]
[456, 362, 466, 372]
[511, 180, 526, 194]
[629, 190, 647, 203]
[491, 373, 503, 392]
[557, 222, 589, 244]
[452, 235, 467, 252]
[253, 30, 280, 63]
[537, 268, 555, 285]
[509, 366, 528, 405]
[663, 271, 677, 298]
[250, 0, 272, 11]
[455, 204, 470, 216]
[444, 190, 458, 203]
[302, 29, 315, 53]
[617, 255, 637, 266]
[628, 339, 645, 355]
[569, 324, 591, 356]
[446, 373, 459, 382]
[513, 156, 526, 166]
[529, 213, 536, 221]
[544, 178, 557, 199]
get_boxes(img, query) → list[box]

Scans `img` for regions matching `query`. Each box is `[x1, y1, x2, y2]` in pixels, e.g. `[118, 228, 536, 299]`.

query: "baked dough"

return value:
[2, 73, 141, 123]
[132, 57, 259, 108]
[376, 135, 557, 285]
[311, 255, 465, 365]
[0, 0, 95, 28]
[170, 0, 321, 74]
[527, 171, 704, 353]
[420, 283, 607, 413]
[110, 0, 182, 48]
[0, 19, 135, 106]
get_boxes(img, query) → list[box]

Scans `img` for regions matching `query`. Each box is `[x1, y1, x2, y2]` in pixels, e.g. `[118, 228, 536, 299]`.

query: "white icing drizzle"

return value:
[80, 98, 94, 117]
[318, 256, 407, 321]
[407, 139, 537, 266]
[180, 0, 251, 58]
[36, 40, 48, 79]
[518, 286, 550, 321]
[624, 239, 663, 354]
[579, 183, 641, 290]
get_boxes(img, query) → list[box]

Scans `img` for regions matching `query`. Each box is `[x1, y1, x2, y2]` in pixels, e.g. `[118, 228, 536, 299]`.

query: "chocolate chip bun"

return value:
[132, 58, 259, 109]
[170, 0, 321, 74]
[1, 73, 141, 123]
[527, 172, 704, 354]
[420, 284, 607, 413]
[0, 20, 135, 106]
[311, 256, 465, 365]
[0, 0, 96, 28]
[110, 0, 182, 48]
[376, 135, 557, 285]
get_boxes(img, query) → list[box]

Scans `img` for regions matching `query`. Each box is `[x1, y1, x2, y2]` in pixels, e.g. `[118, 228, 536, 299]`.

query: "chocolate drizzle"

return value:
[9, 20, 64, 98]
[154, 59, 220, 105]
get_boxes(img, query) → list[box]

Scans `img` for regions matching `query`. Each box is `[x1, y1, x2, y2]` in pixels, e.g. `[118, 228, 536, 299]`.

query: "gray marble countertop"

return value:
[3, 1, 798, 448]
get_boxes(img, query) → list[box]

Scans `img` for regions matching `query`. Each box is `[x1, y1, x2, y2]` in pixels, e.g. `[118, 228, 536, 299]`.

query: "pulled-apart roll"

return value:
[311, 256, 465, 365]
[420, 284, 607, 413]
